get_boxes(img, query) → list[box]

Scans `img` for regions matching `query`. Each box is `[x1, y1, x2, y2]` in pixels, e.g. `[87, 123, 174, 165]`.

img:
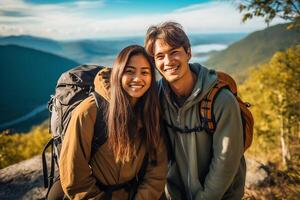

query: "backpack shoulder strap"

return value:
[200, 71, 235, 134]
[200, 71, 254, 151]
[90, 92, 108, 159]
[216, 71, 237, 95]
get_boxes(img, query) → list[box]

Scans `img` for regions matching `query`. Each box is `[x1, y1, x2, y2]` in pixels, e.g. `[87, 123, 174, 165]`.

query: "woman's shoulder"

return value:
[72, 95, 98, 118]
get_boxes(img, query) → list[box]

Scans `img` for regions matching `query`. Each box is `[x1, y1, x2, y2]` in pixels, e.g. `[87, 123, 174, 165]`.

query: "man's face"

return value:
[153, 39, 191, 83]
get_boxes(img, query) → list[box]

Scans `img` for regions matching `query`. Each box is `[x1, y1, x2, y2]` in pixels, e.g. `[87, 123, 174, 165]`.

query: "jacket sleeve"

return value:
[195, 90, 245, 200]
[59, 99, 104, 200]
[134, 136, 168, 200]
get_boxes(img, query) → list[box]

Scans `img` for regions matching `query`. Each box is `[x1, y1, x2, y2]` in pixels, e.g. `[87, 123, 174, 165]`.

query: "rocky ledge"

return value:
[0, 155, 47, 200]
[0, 155, 269, 199]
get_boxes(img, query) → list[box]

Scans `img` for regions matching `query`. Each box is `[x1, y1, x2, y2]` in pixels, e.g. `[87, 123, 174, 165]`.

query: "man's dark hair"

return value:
[144, 21, 191, 57]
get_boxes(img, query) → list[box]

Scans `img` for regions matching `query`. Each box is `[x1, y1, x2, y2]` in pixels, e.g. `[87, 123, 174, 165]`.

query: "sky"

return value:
[0, 0, 284, 40]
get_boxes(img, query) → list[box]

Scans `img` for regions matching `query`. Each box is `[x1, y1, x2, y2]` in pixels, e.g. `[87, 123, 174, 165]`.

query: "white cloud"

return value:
[168, 2, 284, 33]
[0, 0, 285, 39]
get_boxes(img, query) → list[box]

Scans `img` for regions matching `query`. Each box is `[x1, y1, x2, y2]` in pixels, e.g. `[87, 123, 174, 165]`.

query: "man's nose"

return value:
[164, 54, 172, 65]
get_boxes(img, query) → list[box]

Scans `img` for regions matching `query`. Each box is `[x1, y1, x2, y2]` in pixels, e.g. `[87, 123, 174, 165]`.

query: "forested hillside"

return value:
[240, 45, 300, 199]
[205, 23, 300, 77]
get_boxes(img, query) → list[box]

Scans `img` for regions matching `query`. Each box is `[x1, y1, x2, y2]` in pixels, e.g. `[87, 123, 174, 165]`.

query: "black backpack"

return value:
[42, 65, 148, 200]
[42, 64, 103, 192]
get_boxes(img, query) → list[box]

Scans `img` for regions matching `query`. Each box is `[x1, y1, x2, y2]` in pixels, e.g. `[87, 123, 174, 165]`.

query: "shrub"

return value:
[0, 124, 51, 169]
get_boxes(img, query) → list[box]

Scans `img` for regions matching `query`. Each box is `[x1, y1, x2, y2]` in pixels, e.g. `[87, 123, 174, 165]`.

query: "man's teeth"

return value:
[164, 66, 179, 72]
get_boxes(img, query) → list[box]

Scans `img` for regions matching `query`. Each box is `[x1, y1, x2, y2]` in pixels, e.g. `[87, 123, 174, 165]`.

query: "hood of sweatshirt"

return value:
[160, 63, 218, 111]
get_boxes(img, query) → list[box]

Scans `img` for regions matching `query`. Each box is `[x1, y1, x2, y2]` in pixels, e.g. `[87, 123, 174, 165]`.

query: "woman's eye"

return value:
[142, 71, 150, 75]
[125, 70, 134, 74]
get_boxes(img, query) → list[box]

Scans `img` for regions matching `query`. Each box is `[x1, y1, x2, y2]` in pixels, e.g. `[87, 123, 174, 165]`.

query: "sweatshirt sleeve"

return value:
[59, 99, 104, 200]
[195, 89, 244, 200]
[134, 136, 168, 200]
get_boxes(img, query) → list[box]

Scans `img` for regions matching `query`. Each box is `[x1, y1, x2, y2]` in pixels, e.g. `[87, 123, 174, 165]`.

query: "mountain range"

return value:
[1, 23, 299, 132]
[0, 35, 144, 66]
[0, 33, 247, 66]
[0, 44, 78, 131]
[204, 23, 300, 76]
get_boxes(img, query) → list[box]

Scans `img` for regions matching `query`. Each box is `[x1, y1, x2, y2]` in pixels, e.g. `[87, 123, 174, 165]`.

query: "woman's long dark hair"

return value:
[107, 45, 160, 163]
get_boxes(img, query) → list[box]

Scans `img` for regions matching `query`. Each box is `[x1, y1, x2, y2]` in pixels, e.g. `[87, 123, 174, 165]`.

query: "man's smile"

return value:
[163, 65, 179, 73]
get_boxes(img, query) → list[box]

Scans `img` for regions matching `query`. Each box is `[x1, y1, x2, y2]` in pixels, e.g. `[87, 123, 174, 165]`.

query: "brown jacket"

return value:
[59, 70, 168, 200]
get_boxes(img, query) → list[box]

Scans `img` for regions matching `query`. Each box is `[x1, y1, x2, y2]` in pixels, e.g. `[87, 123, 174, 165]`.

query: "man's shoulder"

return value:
[213, 88, 239, 112]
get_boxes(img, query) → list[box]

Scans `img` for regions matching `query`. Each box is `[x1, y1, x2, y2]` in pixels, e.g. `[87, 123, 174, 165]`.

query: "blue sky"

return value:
[24, 0, 211, 13]
[0, 0, 283, 40]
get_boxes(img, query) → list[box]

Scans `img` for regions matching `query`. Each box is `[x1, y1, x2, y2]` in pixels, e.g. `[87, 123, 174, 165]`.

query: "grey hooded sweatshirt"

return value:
[159, 63, 246, 200]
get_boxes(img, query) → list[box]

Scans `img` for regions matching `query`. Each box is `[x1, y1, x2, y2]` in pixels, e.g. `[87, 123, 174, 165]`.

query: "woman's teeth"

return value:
[130, 84, 143, 88]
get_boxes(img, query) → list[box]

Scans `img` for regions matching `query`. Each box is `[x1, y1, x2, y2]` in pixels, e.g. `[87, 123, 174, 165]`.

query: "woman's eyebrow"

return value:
[125, 66, 150, 70]
[125, 66, 135, 69]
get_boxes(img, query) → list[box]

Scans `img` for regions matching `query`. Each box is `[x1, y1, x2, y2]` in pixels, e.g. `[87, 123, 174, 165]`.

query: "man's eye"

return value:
[155, 55, 164, 60]
[171, 51, 178, 55]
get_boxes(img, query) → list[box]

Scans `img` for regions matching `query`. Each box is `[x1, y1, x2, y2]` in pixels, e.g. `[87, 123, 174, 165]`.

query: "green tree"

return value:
[240, 45, 300, 169]
[239, 0, 300, 29]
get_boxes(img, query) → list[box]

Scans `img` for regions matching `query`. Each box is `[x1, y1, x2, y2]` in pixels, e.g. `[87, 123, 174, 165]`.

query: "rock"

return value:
[0, 154, 271, 199]
[245, 157, 270, 188]
[0, 154, 47, 200]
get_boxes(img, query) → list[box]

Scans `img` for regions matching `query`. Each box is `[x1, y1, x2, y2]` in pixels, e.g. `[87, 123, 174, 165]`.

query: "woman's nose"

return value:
[132, 73, 142, 81]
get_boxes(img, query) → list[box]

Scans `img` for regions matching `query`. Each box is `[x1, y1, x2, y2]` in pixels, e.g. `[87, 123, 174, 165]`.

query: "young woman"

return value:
[58, 45, 168, 199]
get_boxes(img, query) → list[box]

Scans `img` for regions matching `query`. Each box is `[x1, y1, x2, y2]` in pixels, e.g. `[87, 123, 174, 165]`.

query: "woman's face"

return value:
[122, 54, 152, 106]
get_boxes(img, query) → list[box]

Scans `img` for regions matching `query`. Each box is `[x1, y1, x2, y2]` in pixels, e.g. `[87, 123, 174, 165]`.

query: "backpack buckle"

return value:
[184, 126, 190, 133]
[244, 102, 251, 108]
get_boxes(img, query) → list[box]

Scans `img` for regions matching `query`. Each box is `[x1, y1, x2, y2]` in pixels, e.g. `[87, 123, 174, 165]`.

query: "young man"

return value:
[145, 22, 246, 200]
